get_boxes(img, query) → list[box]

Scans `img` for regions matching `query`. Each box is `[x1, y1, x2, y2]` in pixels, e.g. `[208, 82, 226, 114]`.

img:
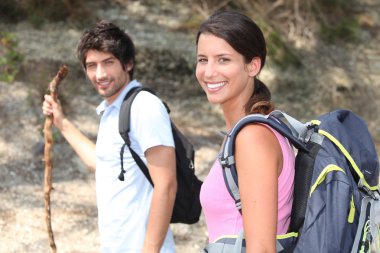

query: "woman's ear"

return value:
[248, 57, 261, 77]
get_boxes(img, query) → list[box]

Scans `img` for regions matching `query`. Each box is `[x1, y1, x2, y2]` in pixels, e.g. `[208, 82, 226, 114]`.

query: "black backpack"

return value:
[118, 86, 203, 224]
[208, 110, 380, 252]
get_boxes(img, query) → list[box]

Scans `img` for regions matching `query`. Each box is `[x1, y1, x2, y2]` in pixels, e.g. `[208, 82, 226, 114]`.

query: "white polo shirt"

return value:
[95, 80, 175, 253]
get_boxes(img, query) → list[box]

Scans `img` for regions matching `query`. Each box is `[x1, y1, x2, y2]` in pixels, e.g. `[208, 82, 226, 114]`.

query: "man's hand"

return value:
[42, 94, 96, 171]
[42, 94, 65, 131]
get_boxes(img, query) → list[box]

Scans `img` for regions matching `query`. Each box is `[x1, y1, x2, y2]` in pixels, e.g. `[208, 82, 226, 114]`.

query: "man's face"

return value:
[85, 50, 132, 104]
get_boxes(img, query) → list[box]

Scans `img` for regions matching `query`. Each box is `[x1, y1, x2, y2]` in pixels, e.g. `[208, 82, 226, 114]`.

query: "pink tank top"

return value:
[199, 126, 295, 242]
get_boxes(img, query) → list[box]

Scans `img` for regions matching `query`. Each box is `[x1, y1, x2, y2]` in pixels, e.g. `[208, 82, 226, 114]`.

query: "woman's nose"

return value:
[204, 62, 216, 78]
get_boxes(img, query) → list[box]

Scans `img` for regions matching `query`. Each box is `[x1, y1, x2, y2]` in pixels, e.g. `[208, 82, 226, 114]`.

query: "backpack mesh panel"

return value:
[288, 142, 321, 233]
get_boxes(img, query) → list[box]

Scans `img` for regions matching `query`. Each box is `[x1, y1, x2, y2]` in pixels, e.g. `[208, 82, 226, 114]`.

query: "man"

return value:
[42, 20, 177, 253]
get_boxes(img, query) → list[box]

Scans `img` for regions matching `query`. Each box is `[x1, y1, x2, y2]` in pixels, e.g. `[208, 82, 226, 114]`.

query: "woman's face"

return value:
[196, 33, 259, 106]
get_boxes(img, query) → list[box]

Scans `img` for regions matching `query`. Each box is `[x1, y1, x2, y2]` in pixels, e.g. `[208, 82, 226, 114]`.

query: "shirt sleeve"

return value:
[129, 91, 174, 153]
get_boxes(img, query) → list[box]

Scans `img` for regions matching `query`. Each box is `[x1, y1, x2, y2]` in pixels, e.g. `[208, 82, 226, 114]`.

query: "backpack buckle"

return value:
[219, 155, 235, 168]
[359, 179, 378, 200]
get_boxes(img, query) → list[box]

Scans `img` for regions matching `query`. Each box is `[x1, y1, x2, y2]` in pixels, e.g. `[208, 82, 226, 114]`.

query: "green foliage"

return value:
[0, 32, 24, 83]
[266, 31, 302, 70]
[320, 18, 360, 44]
[23, 0, 73, 28]
[176, 14, 204, 32]
[314, 0, 360, 44]
[0, 0, 92, 28]
[0, 0, 25, 22]
[318, 0, 355, 11]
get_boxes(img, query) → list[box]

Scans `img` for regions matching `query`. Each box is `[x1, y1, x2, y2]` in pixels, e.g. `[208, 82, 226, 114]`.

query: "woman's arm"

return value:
[235, 124, 283, 253]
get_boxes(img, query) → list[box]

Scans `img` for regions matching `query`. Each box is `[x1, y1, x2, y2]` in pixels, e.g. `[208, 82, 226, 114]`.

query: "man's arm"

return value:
[142, 145, 177, 253]
[58, 118, 96, 171]
[42, 94, 96, 171]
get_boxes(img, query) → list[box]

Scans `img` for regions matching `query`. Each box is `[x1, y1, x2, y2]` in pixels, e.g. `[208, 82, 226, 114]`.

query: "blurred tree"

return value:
[0, 0, 93, 28]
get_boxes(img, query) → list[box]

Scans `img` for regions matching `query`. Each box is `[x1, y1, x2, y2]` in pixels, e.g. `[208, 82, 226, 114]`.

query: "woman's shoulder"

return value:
[234, 123, 283, 176]
[236, 123, 279, 145]
[235, 123, 282, 161]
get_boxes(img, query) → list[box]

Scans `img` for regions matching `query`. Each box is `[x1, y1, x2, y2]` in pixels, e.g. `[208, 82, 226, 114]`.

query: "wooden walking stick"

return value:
[43, 65, 68, 253]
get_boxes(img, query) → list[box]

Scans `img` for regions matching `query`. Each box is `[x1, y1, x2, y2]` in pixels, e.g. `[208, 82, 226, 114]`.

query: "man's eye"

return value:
[105, 60, 114, 65]
[86, 64, 95, 69]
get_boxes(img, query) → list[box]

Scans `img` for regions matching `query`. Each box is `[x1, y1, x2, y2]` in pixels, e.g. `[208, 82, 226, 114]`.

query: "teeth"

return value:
[207, 82, 226, 89]
[98, 81, 110, 86]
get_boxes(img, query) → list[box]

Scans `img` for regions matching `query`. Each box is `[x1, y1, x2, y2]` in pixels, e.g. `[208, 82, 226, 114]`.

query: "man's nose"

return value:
[96, 65, 107, 79]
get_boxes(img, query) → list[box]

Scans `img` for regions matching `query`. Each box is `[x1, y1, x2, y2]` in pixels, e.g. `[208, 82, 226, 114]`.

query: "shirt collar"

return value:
[96, 79, 141, 115]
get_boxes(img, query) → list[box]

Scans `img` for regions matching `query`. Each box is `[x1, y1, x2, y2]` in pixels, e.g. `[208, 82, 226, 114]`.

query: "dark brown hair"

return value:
[77, 20, 135, 79]
[196, 10, 274, 115]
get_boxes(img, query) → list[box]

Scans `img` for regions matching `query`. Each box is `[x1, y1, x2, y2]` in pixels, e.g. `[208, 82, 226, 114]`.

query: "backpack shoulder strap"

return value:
[219, 111, 308, 212]
[118, 86, 164, 183]
[119, 86, 158, 144]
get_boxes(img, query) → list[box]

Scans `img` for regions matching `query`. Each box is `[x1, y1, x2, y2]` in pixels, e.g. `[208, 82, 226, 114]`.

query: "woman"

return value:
[196, 10, 295, 252]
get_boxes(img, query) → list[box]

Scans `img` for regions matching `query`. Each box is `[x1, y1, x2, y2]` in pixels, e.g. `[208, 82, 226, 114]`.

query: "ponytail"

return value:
[245, 78, 274, 115]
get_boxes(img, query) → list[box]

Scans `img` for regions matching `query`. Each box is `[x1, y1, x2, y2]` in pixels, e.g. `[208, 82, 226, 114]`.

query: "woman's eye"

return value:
[219, 58, 230, 63]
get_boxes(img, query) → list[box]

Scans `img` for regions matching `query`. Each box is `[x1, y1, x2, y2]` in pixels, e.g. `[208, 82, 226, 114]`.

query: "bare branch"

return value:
[43, 65, 68, 253]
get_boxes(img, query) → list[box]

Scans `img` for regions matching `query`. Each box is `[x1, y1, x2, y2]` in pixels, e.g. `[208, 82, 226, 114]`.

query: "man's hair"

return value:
[77, 20, 135, 79]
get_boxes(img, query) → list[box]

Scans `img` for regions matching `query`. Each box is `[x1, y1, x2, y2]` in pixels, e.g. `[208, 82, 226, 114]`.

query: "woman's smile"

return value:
[206, 81, 227, 91]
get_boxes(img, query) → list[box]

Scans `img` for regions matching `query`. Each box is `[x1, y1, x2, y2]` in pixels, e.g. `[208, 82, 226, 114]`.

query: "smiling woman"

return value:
[196, 33, 258, 109]
[196, 10, 295, 253]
